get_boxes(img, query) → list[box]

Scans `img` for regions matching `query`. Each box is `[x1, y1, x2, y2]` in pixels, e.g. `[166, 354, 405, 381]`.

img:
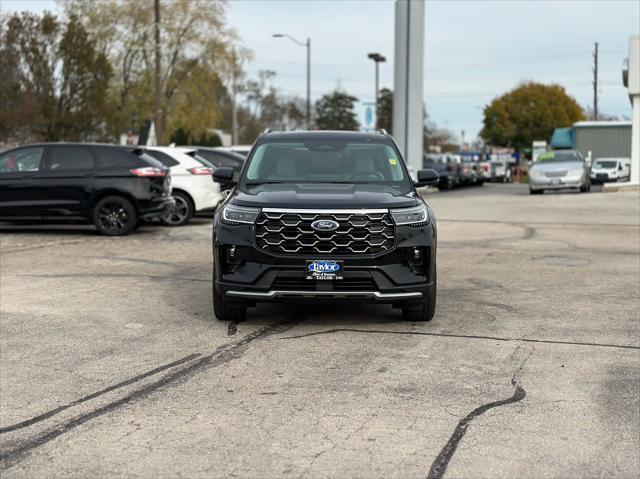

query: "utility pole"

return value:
[593, 42, 599, 121]
[230, 50, 238, 145]
[367, 53, 386, 125]
[154, 0, 162, 142]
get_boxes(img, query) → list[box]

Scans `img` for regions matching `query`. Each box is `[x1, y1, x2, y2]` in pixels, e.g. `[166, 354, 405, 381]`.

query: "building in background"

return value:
[549, 121, 632, 161]
[623, 35, 639, 184]
[573, 121, 632, 161]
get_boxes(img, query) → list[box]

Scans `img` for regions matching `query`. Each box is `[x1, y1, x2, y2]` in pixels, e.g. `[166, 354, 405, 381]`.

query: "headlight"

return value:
[529, 169, 542, 179]
[390, 204, 430, 226]
[221, 204, 260, 224]
[570, 168, 583, 176]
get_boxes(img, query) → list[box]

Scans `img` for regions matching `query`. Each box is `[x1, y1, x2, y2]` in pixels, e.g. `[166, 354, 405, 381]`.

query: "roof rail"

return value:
[377, 129, 388, 135]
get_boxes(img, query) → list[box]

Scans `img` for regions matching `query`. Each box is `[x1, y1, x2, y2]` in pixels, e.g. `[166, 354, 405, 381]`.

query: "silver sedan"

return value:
[528, 150, 591, 195]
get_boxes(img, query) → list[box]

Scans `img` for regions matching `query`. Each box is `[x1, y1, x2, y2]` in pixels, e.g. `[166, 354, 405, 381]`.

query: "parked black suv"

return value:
[0, 143, 174, 235]
[211, 131, 439, 322]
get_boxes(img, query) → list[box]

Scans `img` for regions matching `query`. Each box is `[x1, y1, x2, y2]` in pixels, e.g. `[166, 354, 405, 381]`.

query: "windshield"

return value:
[594, 160, 617, 169]
[538, 151, 583, 163]
[240, 140, 410, 188]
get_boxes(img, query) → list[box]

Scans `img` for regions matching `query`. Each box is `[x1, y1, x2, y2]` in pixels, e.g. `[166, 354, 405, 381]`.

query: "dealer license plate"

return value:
[306, 260, 344, 280]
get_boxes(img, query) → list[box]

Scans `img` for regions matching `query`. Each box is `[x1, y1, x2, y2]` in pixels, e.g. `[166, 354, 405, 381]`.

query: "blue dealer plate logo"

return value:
[306, 260, 344, 280]
[308, 260, 341, 273]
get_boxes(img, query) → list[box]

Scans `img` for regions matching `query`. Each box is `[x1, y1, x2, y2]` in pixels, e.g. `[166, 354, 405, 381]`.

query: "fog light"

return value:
[413, 247, 421, 260]
[228, 245, 236, 259]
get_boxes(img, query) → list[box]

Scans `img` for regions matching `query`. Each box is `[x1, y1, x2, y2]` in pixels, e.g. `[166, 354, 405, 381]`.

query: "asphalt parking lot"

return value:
[1, 183, 639, 478]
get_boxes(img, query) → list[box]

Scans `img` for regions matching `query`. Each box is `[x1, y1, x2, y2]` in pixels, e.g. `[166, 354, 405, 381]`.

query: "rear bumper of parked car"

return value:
[174, 175, 223, 212]
[139, 196, 175, 219]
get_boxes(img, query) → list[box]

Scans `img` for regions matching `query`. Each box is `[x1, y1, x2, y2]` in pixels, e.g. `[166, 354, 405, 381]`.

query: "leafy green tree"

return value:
[480, 82, 584, 151]
[314, 90, 359, 131]
[0, 12, 111, 142]
[61, 0, 239, 143]
[376, 87, 393, 133]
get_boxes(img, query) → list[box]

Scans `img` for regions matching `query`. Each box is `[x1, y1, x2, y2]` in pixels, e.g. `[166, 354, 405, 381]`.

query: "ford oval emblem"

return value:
[311, 219, 339, 232]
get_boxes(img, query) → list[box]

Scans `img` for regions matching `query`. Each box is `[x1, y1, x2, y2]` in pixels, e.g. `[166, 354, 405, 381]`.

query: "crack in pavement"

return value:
[278, 328, 640, 350]
[0, 317, 300, 472]
[426, 345, 534, 479]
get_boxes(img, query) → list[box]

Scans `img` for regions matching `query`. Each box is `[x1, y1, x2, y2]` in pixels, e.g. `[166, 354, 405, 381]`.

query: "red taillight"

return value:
[130, 167, 167, 177]
[187, 167, 214, 175]
[483, 164, 489, 172]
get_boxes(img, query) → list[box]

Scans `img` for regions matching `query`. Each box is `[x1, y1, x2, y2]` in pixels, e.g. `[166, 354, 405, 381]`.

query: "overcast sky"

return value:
[3, 0, 639, 141]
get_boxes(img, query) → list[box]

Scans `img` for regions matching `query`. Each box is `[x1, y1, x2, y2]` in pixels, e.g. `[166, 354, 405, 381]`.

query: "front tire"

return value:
[161, 191, 194, 226]
[93, 195, 138, 236]
[530, 187, 543, 195]
[402, 271, 437, 322]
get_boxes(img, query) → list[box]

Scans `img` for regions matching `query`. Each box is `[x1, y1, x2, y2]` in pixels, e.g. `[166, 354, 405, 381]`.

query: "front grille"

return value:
[544, 170, 568, 178]
[255, 210, 395, 255]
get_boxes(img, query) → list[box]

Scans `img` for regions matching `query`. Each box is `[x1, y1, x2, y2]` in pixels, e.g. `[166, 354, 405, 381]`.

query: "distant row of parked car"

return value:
[528, 150, 630, 195]
[0, 143, 249, 235]
[423, 153, 513, 191]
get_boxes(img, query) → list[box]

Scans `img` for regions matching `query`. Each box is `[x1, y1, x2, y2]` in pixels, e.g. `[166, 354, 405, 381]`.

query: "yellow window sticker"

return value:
[389, 158, 398, 165]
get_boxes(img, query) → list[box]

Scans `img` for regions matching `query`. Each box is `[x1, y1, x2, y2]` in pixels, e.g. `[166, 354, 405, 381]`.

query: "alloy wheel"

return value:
[97, 200, 132, 233]
[164, 195, 190, 225]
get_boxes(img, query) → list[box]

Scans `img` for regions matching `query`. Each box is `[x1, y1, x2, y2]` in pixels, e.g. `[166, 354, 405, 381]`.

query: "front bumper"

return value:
[591, 173, 618, 183]
[139, 197, 175, 219]
[217, 276, 433, 307]
[529, 176, 582, 190]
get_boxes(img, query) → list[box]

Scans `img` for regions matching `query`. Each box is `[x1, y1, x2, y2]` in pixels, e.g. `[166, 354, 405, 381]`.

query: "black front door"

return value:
[0, 146, 46, 219]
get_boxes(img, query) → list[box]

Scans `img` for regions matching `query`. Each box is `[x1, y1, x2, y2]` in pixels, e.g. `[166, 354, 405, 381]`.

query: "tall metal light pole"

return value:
[367, 52, 386, 120]
[273, 33, 311, 129]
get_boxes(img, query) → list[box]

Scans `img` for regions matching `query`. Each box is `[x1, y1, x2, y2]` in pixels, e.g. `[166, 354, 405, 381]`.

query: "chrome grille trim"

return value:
[544, 170, 568, 178]
[255, 209, 395, 255]
[262, 208, 389, 214]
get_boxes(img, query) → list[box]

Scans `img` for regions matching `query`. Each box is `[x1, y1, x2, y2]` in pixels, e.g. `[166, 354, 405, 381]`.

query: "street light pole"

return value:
[273, 33, 311, 129]
[367, 53, 386, 126]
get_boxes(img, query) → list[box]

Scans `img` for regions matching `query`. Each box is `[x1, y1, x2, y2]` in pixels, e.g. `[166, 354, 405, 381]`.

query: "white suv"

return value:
[143, 147, 223, 225]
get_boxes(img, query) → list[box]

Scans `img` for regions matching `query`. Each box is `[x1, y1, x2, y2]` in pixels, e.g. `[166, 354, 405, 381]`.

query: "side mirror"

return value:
[414, 169, 439, 187]
[213, 167, 235, 185]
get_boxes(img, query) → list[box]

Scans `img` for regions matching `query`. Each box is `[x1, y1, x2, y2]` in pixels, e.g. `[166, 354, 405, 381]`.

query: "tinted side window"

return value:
[0, 147, 44, 173]
[199, 150, 242, 170]
[94, 146, 139, 168]
[145, 150, 179, 167]
[216, 155, 242, 170]
[46, 146, 95, 170]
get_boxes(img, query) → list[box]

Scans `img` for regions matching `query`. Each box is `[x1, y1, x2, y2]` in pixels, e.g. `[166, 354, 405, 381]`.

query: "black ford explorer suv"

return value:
[211, 131, 439, 322]
[0, 143, 173, 235]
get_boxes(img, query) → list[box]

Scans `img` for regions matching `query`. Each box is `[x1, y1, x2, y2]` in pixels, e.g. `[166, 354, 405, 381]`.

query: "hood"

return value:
[531, 161, 584, 172]
[232, 183, 418, 209]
